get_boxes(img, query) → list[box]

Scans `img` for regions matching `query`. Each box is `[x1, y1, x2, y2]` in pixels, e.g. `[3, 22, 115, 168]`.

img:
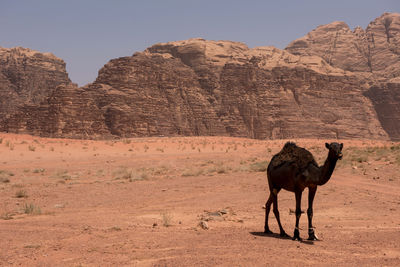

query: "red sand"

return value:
[0, 133, 399, 266]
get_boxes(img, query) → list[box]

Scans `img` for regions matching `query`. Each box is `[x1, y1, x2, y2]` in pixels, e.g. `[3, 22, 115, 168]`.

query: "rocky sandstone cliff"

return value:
[286, 13, 400, 79]
[0, 47, 71, 120]
[286, 12, 400, 140]
[1, 13, 399, 140]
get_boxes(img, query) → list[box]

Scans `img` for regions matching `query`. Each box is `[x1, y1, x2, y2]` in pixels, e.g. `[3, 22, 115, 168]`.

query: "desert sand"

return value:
[0, 133, 399, 266]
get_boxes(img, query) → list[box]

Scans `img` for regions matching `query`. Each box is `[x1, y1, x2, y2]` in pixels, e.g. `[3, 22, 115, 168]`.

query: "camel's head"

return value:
[325, 142, 343, 160]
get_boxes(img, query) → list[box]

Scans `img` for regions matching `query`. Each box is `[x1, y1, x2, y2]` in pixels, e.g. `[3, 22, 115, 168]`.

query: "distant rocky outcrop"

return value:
[1, 13, 400, 140]
[0, 47, 71, 120]
[286, 12, 400, 140]
[286, 12, 400, 80]
[1, 83, 109, 139]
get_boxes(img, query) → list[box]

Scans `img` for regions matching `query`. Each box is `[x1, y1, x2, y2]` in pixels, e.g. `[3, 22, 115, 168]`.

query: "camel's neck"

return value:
[318, 153, 338, 186]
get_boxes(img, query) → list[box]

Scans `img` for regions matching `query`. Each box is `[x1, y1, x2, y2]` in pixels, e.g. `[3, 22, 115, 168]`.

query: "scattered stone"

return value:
[219, 209, 228, 215]
[198, 221, 209, 230]
[208, 211, 222, 217]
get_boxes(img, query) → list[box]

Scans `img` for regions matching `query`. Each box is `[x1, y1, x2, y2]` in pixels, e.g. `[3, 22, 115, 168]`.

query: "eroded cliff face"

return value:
[285, 13, 400, 79]
[285, 12, 400, 140]
[1, 13, 399, 140]
[0, 47, 71, 120]
[83, 38, 387, 139]
[1, 83, 109, 138]
[364, 82, 400, 141]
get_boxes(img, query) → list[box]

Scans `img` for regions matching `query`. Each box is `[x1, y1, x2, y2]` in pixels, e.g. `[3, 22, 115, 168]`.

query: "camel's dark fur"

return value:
[264, 142, 343, 241]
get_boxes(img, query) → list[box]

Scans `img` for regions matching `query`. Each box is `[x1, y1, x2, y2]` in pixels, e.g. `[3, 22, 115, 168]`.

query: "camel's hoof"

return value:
[292, 236, 302, 241]
[307, 234, 319, 241]
[264, 229, 273, 235]
[308, 229, 319, 241]
[292, 229, 302, 241]
[280, 231, 289, 238]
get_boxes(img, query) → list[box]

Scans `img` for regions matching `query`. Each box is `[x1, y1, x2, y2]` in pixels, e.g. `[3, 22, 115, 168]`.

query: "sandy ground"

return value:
[0, 133, 399, 266]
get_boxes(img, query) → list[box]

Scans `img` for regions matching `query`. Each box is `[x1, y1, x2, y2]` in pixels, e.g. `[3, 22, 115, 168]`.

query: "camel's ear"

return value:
[325, 143, 330, 149]
[340, 143, 343, 150]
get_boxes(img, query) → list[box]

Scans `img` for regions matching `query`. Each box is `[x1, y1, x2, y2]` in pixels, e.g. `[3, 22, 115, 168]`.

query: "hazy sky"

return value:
[1, 0, 398, 86]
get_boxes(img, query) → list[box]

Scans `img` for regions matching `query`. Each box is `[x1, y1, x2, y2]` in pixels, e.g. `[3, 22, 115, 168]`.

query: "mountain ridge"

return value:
[1, 13, 399, 140]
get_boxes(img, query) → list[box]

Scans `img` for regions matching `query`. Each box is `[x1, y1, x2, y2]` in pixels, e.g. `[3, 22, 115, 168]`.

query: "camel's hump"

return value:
[269, 142, 317, 170]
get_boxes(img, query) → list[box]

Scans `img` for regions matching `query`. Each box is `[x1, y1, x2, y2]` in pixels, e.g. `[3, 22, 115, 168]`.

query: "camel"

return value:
[264, 142, 343, 241]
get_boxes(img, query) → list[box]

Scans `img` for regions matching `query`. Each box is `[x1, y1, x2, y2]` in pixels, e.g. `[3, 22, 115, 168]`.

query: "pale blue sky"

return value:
[1, 0, 398, 86]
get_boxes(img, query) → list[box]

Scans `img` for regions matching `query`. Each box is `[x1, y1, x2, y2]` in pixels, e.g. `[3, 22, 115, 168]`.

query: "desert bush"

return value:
[122, 139, 131, 144]
[182, 168, 204, 177]
[0, 177, 10, 183]
[161, 212, 173, 227]
[0, 212, 13, 220]
[249, 161, 269, 172]
[113, 167, 148, 181]
[23, 203, 41, 215]
[0, 170, 13, 183]
[54, 170, 71, 180]
[28, 145, 36, 151]
[15, 190, 27, 198]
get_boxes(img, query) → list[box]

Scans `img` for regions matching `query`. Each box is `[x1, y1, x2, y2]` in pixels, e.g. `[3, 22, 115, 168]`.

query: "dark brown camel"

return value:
[264, 142, 343, 241]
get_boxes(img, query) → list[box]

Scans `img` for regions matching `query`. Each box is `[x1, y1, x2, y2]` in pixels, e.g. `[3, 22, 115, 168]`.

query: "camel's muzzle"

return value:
[338, 153, 343, 160]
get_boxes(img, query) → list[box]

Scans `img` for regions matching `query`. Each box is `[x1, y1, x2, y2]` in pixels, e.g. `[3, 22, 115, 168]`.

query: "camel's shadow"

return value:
[249, 231, 315, 245]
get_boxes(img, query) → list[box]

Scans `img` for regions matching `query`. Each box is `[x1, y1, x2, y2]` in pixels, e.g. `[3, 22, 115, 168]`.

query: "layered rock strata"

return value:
[286, 12, 400, 140]
[0, 47, 70, 120]
[1, 13, 400, 140]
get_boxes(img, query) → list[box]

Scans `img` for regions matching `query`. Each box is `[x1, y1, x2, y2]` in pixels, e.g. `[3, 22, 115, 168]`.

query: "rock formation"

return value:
[286, 12, 400, 140]
[1, 83, 110, 139]
[0, 47, 71, 120]
[286, 12, 400, 80]
[1, 13, 399, 140]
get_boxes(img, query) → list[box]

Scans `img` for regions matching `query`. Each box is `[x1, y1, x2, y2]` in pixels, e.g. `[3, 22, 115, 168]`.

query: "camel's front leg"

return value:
[293, 190, 302, 241]
[307, 186, 319, 241]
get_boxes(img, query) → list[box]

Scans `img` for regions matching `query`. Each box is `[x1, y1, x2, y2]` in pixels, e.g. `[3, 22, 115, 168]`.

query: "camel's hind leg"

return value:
[307, 186, 319, 241]
[293, 190, 303, 241]
[271, 188, 288, 237]
[264, 193, 273, 234]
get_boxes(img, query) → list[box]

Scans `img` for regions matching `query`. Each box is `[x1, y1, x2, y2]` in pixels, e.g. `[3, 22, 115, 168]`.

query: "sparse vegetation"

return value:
[122, 139, 131, 144]
[33, 168, 45, 173]
[113, 167, 149, 181]
[339, 144, 400, 167]
[182, 168, 204, 177]
[5, 141, 15, 150]
[15, 189, 28, 198]
[0, 170, 13, 183]
[28, 145, 36, 151]
[249, 161, 269, 172]
[0, 212, 13, 220]
[0, 177, 10, 183]
[23, 203, 41, 215]
[53, 170, 71, 180]
[161, 212, 173, 227]
[109, 226, 122, 231]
